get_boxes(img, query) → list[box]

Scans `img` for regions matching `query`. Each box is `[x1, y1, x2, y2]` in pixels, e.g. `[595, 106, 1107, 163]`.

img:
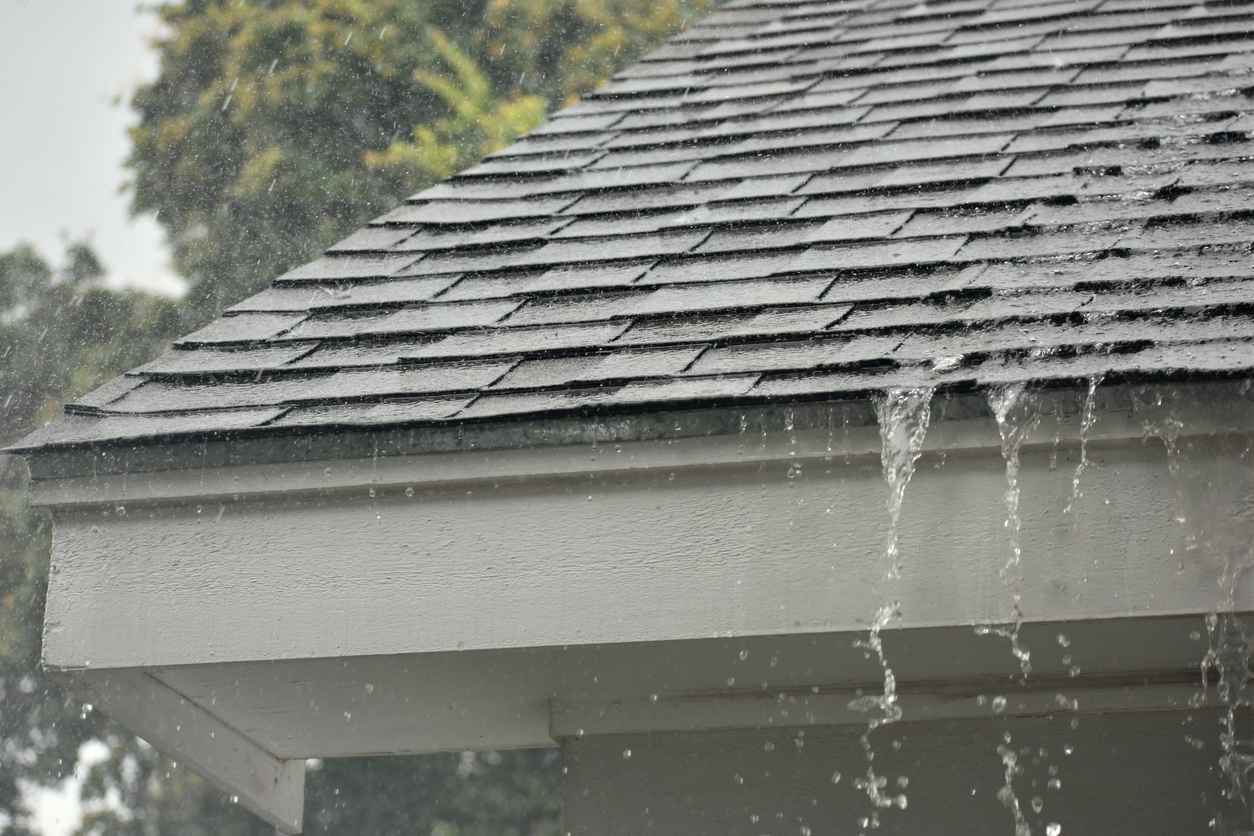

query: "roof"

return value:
[16, 0, 1254, 457]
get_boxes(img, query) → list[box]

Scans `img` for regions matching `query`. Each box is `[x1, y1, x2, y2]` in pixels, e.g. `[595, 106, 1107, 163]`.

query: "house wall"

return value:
[561, 710, 1228, 836]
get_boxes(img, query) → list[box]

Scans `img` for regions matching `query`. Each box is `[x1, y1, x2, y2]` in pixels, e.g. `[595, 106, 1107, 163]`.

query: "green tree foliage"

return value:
[5, 1, 712, 833]
[0, 243, 179, 835]
[128, 0, 712, 320]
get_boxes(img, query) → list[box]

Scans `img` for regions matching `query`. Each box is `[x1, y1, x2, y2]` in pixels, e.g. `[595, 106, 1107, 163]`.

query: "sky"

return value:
[1, 0, 184, 296]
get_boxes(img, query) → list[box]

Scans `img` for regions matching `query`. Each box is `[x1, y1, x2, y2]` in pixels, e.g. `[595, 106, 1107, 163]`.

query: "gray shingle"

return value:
[613, 304, 852, 345]
[405, 322, 631, 360]
[275, 253, 421, 282]
[136, 345, 318, 376]
[503, 292, 649, 327]
[690, 333, 903, 374]
[376, 196, 579, 225]
[274, 397, 474, 427]
[394, 219, 569, 251]
[282, 300, 521, 340]
[439, 261, 653, 301]
[626, 276, 834, 315]
[789, 236, 968, 272]
[327, 226, 418, 252]
[12, 408, 286, 449]
[178, 313, 307, 345]
[641, 251, 803, 285]
[229, 277, 460, 312]
[492, 346, 705, 389]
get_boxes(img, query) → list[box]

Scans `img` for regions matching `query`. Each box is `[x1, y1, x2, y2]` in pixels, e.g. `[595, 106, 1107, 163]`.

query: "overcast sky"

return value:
[2, 0, 183, 296]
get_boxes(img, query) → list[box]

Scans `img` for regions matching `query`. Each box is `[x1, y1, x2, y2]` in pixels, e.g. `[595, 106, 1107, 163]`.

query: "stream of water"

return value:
[981, 382, 1043, 681]
[849, 388, 934, 831]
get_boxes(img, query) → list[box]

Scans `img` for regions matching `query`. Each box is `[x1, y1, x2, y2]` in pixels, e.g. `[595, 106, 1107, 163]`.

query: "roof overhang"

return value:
[26, 379, 1254, 831]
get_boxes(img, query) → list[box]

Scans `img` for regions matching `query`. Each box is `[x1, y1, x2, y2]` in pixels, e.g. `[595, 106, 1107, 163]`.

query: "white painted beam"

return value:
[72, 670, 305, 834]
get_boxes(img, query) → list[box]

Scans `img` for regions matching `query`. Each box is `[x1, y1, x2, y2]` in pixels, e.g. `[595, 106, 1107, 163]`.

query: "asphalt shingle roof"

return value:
[17, 0, 1254, 452]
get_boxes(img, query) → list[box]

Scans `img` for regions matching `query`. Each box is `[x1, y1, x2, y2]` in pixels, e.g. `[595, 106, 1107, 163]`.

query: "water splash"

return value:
[848, 388, 934, 829]
[1064, 375, 1103, 515]
[1136, 386, 1254, 824]
[997, 738, 1032, 836]
[1206, 612, 1254, 816]
[982, 382, 1042, 680]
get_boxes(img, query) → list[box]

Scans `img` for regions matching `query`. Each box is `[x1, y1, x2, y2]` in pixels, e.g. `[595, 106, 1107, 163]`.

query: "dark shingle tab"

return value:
[17, 0, 1254, 453]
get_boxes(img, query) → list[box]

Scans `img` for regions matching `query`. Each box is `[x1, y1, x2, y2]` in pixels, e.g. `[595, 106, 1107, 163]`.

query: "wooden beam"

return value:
[72, 669, 305, 834]
[550, 674, 1213, 738]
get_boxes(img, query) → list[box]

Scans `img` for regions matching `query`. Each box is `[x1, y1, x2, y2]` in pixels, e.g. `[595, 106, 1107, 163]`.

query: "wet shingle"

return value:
[178, 313, 307, 345]
[275, 253, 421, 282]
[229, 277, 461, 312]
[626, 275, 834, 315]
[274, 397, 474, 427]
[790, 236, 968, 273]
[440, 261, 653, 301]
[136, 345, 318, 376]
[493, 346, 705, 389]
[404, 322, 631, 360]
[20, 0, 1254, 453]
[282, 300, 521, 340]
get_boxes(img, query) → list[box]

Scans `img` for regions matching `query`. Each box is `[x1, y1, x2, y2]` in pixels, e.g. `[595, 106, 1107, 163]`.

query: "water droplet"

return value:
[831, 770, 842, 784]
[649, 693, 659, 704]
[621, 748, 632, 760]
[1046, 824, 1062, 836]
[738, 648, 750, 661]
[229, 794, 239, 804]
[992, 695, 1008, 713]
[763, 741, 776, 752]
[364, 683, 375, 695]
[1031, 796, 1044, 813]
[1056, 633, 1070, 648]
[404, 486, 414, 497]
[733, 773, 744, 785]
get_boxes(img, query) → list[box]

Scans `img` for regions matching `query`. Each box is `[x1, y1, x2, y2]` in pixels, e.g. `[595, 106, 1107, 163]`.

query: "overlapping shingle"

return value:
[17, 0, 1254, 453]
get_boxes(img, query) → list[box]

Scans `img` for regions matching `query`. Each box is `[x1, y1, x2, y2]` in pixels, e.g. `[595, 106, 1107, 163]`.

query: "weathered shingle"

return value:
[17, 0, 1254, 453]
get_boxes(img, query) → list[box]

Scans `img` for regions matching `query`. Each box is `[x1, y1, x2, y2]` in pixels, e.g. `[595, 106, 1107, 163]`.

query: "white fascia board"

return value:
[36, 381, 1254, 671]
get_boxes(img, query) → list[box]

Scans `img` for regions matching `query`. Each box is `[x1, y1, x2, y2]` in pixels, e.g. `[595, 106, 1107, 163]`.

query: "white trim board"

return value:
[40, 418, 1254, 670]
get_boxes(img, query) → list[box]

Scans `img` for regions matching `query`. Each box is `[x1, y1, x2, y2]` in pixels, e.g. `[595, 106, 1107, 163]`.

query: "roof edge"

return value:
[25, 377, 1254, 510]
